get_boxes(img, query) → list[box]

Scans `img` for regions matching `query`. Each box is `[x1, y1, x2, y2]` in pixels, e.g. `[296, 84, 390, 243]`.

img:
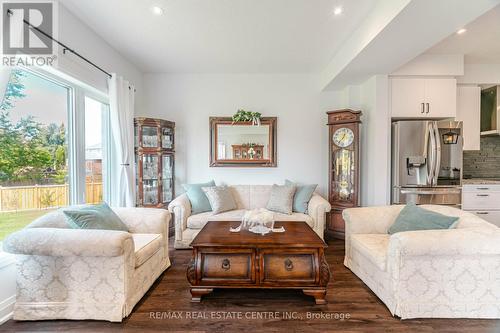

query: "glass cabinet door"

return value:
[332, 148, 355, 202]
[142, 154, 159, 205]
[161, 127, 174, 149]
[142, 126, 159, 148]
[162, 154, 174, 203]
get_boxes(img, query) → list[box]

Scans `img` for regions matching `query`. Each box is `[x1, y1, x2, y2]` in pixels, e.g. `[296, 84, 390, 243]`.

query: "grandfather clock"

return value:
[326, 109, 362, 240]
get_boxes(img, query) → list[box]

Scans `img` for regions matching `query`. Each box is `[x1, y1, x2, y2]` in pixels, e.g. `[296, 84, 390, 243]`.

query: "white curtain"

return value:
[108, 74, 135, 207]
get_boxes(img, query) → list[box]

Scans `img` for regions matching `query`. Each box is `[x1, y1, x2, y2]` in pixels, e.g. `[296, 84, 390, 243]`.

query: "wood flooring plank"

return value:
[1, 238, 499, 333]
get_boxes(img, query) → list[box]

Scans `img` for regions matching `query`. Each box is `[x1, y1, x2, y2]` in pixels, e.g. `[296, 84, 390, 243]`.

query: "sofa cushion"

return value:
[182, 180, 216, 214]
[350, 234, 390, 271]
[249, 185, 272, 209]
[187, 209, 314, 230]
[285, 179, 317, 214]
[388, 203, 459, 235]
[266, 184, 297, 215]
[63, 203, 129, 232]
[133, 233, 162, 268]
[202, 186, 237, 214]
[187, 210, 247, 229]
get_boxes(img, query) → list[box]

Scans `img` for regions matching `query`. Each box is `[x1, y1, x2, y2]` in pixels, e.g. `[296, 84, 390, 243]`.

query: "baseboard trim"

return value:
[0, 295, 15, 325]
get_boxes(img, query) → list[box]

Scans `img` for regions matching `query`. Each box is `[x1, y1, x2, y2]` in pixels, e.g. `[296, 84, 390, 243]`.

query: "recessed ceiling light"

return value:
[151, 6, 164, 16]
[333, 6, 343, 16]
[457, 28, 467, 35]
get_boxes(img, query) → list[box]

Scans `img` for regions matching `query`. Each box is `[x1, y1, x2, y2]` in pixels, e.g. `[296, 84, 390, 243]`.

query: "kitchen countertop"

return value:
[462, 178, 500, 185]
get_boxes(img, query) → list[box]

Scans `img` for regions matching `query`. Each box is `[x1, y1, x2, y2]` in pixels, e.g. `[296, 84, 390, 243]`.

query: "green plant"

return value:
[39, 189, 57, 209]
[232, 109, 262, 124]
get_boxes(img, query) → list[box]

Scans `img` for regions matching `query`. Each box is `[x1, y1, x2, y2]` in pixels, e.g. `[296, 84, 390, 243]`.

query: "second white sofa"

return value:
[343, 205, 500, 319]
[168, 185, 331, 249]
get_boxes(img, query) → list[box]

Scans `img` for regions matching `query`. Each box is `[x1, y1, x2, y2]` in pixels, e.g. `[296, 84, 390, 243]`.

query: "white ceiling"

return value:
[59, 0, 378, 73]
[425, 4, 500, 64]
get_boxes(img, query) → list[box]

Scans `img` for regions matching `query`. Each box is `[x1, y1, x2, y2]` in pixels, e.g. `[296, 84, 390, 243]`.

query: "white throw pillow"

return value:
[202, 186, 237, 214]
[266, 184, 297, 215]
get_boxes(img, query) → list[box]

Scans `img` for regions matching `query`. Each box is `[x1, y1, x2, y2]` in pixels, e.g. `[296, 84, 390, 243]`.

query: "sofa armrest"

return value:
[307, 194, 331, 237]
[343, 205, 404, 235]
[168, 194, 192, 241]
[113, 207, 170, 235]
[3, 228, 133, 257]
[388, 227, 500, 257]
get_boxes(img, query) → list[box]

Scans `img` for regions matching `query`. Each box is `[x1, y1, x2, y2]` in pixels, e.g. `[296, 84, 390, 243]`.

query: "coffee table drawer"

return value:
[261, 250, 317, 284]
[200, 250, 255, 283]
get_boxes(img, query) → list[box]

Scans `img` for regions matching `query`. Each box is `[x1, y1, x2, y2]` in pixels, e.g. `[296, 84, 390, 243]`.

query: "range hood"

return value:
[481, 85, 500, 136]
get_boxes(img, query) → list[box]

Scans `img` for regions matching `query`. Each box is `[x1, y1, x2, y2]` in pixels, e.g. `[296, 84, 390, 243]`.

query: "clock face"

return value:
[332, 127, 354, 148]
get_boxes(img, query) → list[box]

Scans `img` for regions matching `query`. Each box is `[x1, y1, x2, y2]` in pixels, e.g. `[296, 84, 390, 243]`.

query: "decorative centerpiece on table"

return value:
[230, 208, 285, 235]
[232, 109, 262, 126]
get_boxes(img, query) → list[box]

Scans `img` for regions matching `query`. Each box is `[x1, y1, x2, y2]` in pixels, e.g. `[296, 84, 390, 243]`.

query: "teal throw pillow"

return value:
[285, 180, 318, 214]
[182, 180, 216, 214]
[388, 203, 459, 235]
[63, 202, 128, 231]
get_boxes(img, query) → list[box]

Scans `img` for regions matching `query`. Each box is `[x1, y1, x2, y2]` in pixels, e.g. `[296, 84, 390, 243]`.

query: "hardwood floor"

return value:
[1, 238, 499, 333]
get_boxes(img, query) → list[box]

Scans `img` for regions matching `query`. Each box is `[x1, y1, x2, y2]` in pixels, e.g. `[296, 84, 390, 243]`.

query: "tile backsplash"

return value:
[463, 136, 500, 178]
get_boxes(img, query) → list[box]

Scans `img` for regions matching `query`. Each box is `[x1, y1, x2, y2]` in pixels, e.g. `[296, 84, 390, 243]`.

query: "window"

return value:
[84, 96, 110, 204]
[0, 68, 109, 242]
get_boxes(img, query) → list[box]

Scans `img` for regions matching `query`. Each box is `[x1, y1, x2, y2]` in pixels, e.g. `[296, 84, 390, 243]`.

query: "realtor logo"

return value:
[3, 1, 53, 54]
[1, 1, 57, 66]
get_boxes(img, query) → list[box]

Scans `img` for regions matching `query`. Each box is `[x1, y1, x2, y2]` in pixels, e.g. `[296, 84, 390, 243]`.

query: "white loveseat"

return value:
[168, 185, 331, 249]
[3, 207, 171, 322]
[343, 205, 500, 319]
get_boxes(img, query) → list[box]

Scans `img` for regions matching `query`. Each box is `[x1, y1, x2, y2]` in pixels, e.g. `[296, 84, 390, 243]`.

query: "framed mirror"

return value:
[210, 117, 277, 167]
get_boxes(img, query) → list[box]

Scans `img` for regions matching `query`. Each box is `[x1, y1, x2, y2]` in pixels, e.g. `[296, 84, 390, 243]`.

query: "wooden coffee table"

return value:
[187, 221, 331, 304]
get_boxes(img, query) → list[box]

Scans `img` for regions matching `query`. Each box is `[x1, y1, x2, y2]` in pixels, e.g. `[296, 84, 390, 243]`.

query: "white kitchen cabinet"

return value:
[391, 78, 426, 118]
[456, 86, 481, 151]
[462, 184, 500, 228]
[470, 211, 500, 228]
[391, 78, 457, 118]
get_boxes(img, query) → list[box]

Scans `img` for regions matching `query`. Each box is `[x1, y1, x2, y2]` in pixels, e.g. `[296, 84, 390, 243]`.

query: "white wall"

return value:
[459, 64, 500, 84]
[142, 74, 346, 196]
[55, 4, 144, 110]
[345, 75, 391, 206]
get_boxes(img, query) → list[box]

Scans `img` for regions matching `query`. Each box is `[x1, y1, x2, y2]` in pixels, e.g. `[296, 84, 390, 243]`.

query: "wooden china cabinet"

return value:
[134, 117, 175, 210]
[326, 109, 362, 240]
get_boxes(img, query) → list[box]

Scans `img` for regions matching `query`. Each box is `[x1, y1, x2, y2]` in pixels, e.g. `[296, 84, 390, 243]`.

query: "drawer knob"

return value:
[284, 258, 294, 271]
[221, 259, 230, 271]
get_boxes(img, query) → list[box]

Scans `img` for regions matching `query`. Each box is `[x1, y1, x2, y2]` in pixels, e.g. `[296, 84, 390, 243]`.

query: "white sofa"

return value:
[168, 185, 331, 249]
[343, 205, 500, 319]
[3, 207, 171, 322]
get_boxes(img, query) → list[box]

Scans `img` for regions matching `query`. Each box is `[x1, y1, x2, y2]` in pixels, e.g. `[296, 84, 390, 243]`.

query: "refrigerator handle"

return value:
[433, 122, 441, 186]
[426, 123, 435, 185]
[423, 122, 430, 183]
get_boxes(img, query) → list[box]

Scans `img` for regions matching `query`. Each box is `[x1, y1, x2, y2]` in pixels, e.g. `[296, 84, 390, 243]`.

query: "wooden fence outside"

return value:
[0, 183, 103, 212]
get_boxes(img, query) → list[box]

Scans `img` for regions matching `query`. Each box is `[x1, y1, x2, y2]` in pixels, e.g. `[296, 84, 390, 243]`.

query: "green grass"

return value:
[0, 209, 55, 241]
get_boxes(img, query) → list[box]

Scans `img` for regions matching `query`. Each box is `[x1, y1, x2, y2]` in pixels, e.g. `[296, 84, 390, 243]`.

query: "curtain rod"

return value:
[7, 8, 113, 78]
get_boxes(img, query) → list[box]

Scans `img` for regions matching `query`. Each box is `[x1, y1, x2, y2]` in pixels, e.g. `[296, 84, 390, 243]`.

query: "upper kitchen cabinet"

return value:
[391, 78, 457, 118]
[456, 86, 481, 151]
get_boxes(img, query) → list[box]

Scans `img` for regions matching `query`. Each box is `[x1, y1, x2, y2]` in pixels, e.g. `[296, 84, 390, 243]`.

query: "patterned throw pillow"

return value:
[266, 184, 297, 215]
[202, 186, 237, 214]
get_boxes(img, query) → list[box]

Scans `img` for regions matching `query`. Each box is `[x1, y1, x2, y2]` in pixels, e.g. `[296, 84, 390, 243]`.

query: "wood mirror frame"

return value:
[209, 117, 277, 167]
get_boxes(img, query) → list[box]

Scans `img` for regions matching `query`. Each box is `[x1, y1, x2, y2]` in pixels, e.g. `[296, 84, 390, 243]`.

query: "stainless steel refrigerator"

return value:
[392, 120, 463, 206]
